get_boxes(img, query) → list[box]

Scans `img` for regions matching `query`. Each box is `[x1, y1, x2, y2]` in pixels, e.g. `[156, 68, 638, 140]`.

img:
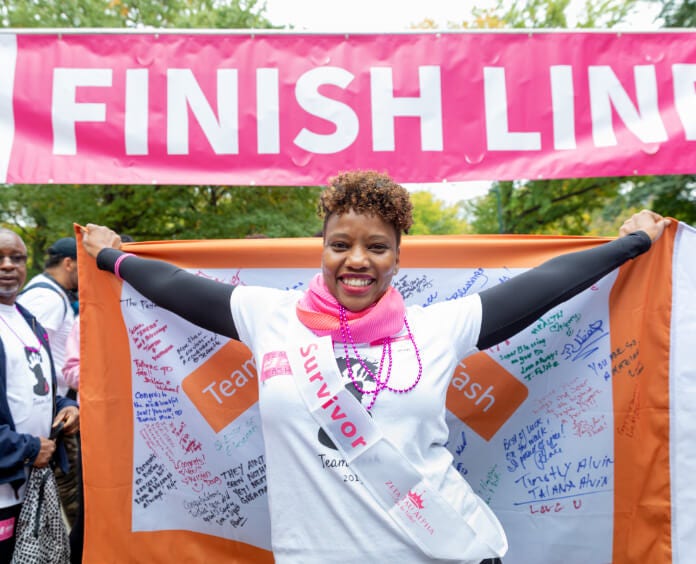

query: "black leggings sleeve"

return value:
[97, 248, 239, 340]
[476, 231, 651, 350]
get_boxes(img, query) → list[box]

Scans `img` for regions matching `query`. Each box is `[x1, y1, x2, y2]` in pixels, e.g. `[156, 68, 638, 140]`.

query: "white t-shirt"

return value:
[231, 286, 484, 563]
[0, 304, 53, 508]
[17, 273, 75, 396]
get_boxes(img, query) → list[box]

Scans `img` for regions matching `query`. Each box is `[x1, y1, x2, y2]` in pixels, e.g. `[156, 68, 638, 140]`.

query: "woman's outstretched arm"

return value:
[476, 210, 670, 350]
[83, 225, 238, 340]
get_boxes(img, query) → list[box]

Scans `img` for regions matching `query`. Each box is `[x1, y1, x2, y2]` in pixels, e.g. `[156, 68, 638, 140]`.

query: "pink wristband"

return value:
[114, 253, 135, 280]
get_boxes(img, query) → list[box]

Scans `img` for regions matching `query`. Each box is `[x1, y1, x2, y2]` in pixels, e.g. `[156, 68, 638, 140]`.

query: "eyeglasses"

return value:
[0, 254, 27, 266]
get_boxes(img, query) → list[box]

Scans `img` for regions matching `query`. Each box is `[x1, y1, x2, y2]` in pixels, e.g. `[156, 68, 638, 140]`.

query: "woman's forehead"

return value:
[325, 210, 396, 235]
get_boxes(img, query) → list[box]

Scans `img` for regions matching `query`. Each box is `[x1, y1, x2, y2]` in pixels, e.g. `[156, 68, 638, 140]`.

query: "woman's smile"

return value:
[340, 276, 373, 289]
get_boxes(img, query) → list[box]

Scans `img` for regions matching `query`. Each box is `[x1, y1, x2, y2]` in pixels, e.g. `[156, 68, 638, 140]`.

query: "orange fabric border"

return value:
[77, 228, 674, 563]
[77, 229, 274, 563]
[124, 234, 611, 269]
[609, 228, 674, 563]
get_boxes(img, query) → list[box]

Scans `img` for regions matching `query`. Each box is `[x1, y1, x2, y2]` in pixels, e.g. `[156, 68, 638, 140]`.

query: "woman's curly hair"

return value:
[318, 171, 414, 242]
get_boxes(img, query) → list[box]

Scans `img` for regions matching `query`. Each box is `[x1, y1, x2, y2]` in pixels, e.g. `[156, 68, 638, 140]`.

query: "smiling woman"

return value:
[319, 171, 411, 311]
[81, 172, 668, 564]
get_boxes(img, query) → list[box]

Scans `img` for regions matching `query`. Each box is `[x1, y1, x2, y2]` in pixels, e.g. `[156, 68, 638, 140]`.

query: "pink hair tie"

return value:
[114, 253, 135, 280]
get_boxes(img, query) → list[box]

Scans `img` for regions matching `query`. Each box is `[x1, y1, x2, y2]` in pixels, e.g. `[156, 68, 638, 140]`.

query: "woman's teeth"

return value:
[342, 278, 371, 287]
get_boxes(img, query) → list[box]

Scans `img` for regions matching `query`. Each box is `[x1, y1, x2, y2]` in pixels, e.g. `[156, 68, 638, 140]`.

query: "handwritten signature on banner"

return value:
[512, 453, 614, 506]
[534, 376, 608, 439]
[502, 414, 614, 509]
[562, 319, 609, 362]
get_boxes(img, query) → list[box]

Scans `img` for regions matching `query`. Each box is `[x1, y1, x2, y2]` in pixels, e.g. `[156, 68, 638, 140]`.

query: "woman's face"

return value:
[322, 210, 400, 312]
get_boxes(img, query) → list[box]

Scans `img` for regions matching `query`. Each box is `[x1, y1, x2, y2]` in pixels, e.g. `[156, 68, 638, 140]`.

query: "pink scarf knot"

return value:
[296, 274, 405, 343]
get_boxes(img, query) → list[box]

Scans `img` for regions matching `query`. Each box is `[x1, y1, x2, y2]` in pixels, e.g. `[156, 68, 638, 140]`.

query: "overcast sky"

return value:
[263, 0, 661, 33]
[263, 0, 484, 32]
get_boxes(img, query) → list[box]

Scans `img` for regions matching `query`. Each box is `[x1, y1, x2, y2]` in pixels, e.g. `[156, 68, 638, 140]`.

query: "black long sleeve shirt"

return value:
[96, 232, 651, 350]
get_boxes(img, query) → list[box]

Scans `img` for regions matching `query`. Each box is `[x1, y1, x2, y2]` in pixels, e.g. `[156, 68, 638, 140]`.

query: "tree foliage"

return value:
[0, 0, 333, 264]
[659, 0, 696, 27]
[419, 0, 641, 30]
[0, 0, 270, 29]
[409, 191, 469, 235]
[464, 177, 627, 234]
[0, 182, 323, 276]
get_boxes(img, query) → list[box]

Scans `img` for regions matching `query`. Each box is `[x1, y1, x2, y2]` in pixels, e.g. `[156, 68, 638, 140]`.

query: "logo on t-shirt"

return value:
[317, 355, 376, 450]
[259, 351, 292, 382]
[407, 490, 425, 509]
[25, 346, 49, 396]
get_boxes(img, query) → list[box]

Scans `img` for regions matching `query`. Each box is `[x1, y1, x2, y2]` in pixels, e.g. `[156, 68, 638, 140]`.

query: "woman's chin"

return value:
[337, 290, 380, 312]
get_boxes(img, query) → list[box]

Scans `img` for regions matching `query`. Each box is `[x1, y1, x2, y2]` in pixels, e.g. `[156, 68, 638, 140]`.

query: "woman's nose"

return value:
[345, 247, 368, 268]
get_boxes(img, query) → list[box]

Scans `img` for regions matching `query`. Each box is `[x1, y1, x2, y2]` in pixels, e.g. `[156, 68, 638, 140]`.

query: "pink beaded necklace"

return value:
[338, 305, 423, 410]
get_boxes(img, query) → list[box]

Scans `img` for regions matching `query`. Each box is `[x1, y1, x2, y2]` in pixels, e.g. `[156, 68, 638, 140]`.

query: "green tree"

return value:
[409, 191, 470, 235]
[465, 178, 632, 235]
[0, 0, 328, 260]
[659, 0, 696, 27]
[0, 0, 270, 29]
[0, 182, 323, 276]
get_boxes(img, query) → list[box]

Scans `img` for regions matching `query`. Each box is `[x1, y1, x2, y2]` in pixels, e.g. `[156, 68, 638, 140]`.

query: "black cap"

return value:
[47, 237, 77, 259]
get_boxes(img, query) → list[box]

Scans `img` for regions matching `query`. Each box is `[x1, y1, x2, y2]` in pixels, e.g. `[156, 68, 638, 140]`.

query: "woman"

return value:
[82, 171, 669, 564]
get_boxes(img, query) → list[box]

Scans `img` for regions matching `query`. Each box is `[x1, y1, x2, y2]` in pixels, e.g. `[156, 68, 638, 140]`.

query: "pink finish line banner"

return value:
[0, 31, 695, 186]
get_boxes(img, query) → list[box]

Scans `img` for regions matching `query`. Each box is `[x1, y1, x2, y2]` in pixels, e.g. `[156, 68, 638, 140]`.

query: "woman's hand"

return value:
[619, 210, 671, 243]
[54, 406, 80, 436]
[82, 224, 122, 259]
[33, 437, 56, 468]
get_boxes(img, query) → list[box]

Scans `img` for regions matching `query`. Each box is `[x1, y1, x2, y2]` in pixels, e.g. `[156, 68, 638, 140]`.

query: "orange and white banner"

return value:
[2, 30, 696, 185]
[78, 222, 695, 563]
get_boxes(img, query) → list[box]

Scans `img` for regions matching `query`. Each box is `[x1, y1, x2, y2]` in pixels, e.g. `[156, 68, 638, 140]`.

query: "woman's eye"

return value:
[331, 242, 348, 250]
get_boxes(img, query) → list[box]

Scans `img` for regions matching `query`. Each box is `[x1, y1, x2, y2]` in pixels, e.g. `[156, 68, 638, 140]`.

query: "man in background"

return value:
[0, 228, 79, 562]
[17, 237, 78, 397]
[17, 236, 80, 528]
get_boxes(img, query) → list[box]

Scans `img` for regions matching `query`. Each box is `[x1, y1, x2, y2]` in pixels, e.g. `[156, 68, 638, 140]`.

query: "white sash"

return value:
[285, 335, 508, 562]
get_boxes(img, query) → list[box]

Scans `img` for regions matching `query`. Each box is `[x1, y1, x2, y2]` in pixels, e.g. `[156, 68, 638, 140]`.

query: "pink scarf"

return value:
[296, 274, 405, 343]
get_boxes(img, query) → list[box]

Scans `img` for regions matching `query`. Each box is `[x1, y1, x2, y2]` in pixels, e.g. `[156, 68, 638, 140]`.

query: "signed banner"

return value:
[78, 222, 696, 563]
[1, 30, 695, 186]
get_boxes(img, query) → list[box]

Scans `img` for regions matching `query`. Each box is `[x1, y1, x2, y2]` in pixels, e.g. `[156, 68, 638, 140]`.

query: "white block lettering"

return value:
[167, 68, 239, 155]
[257, 68, 280, 154]
[484, 67, 541, 151]
[550, 65, 576, 150]
[125, 68, 149, 155]
[53, 68, 112, 155]
[294, 66, 358, 154]
[673, 64, 696, 141]
[370, 66, 443, 151]
[589, 65, 668, 146]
